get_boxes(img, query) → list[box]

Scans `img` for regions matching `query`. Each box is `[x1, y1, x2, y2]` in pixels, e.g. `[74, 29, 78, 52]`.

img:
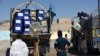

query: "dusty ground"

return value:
[0, 40, 75, 56]
[0, 40, 56, 56]
[0, 30, 73, 56]
[0, 40, 10, 56]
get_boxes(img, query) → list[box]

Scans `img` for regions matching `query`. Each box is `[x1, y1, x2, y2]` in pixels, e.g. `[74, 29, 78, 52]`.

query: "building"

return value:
[51, 18, 72, 40]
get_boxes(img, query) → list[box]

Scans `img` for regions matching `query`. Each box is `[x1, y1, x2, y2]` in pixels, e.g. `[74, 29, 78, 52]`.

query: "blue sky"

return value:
[0, 0, 97, 21]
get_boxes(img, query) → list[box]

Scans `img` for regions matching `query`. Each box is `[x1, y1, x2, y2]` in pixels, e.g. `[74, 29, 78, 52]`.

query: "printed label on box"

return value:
[25, 21, 30, 24]
[39, 11, 44, 14]
[25, 12, 29, 14]
[38, 17, 43, 20]
[24, 16, 29, 19]
[25, 28, 29, 31]
[15, 27, 21, 30]
[16, 20, 21, 23]
[18, 13, 23, 16]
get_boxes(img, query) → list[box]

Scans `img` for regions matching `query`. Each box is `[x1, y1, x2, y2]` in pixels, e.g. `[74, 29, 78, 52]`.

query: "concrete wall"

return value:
[51, 18, 72, 40]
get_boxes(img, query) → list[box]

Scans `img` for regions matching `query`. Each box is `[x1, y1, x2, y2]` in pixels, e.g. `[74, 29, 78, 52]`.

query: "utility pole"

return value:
[98, 0, 100, 28]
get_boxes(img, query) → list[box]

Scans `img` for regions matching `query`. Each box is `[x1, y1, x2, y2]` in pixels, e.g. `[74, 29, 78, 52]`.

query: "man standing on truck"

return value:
[54, 30, 70, 56]
[10, 35, 29, 56]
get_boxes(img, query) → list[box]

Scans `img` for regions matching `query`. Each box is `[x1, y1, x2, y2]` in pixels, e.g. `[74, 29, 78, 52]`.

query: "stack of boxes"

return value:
[12, 9, 45, 34]
[13, 9, 31, 34]
[13, 12, 24, 34]
[36, 10, 47, 33]
[37, 10, 45, 21]
[22, 9, 31, 33]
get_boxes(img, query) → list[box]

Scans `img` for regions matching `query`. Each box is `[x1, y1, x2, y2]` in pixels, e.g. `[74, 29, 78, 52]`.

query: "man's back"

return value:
[55, 37, 70, 50]
[54, 30, 70, 56]
[10, 39, 29, 56]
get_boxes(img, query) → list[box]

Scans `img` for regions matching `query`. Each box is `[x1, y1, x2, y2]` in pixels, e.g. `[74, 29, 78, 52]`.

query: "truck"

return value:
[72, 11, 100, 54]
[7, 1, 56, 56]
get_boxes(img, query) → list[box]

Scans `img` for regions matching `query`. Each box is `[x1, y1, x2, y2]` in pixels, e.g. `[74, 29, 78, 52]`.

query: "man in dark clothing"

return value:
[54, 30, 70, 56]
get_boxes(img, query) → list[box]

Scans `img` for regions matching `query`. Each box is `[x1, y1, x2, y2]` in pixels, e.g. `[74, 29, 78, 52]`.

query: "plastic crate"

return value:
[23, 16, 31, 20]
[23, 26, 30, 33]
[13, 19, 23, 26]
[24, 20, 31, 27]
[13, 12, 24, 19]
[21, 9, 30, 16]
[37, 10, 45, 21]
[13, 25, 23, 34]
[38, 10, 44, 15]
[38, 16, 44, 21]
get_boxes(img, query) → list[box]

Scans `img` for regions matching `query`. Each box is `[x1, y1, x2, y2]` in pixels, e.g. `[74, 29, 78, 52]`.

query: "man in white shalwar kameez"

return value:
[10, 35, 29, 56]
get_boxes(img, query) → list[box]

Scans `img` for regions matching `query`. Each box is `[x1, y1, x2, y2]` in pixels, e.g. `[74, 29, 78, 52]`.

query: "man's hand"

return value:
[65, 45, 70, 49]
[55, 48, 61, 52]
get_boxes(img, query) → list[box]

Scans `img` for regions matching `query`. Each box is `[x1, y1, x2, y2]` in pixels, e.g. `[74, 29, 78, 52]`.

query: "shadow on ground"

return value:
[68, 47, 100, 56]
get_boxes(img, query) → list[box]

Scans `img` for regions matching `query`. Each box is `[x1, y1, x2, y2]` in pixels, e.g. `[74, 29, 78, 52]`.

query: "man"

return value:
[65, 34, 68, 40]
[39, 39, 46, 56]
[10, 35, 29, 56]
[78, 33, 87, 55]
[65, 34, 70, 48]
[54, 30, 70, 56]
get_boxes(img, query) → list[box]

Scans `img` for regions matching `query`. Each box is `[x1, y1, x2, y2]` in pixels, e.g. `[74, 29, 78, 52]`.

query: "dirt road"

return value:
[0, 40, 75, 56]
[0, 40, 10, 56]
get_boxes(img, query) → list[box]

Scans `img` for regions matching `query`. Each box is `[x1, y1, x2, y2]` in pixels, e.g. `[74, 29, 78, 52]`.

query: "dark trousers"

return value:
[57, 50, 67, 56]
[39, 47, 46, 56]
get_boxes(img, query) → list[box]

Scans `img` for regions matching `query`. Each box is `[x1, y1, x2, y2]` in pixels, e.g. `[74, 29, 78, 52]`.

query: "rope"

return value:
[11, 1, 48, 19]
